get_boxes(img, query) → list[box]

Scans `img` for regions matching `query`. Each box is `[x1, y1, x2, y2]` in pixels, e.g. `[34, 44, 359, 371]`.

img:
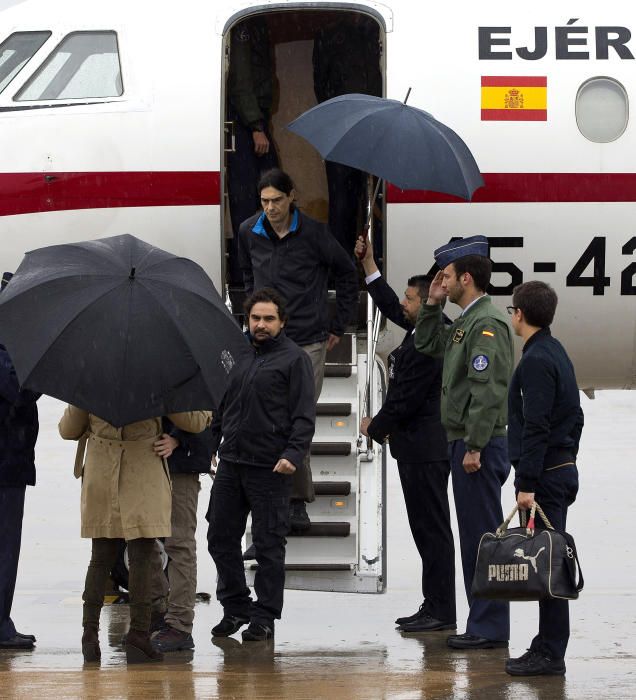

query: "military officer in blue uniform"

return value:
[355, 238, 456, 632]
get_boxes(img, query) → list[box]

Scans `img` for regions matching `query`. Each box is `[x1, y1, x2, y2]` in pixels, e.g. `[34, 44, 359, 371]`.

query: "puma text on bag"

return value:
[471, 503, 584, 602]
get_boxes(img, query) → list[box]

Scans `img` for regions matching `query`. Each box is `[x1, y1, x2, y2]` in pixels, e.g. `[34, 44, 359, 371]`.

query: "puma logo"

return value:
[514, 546, 546, 574]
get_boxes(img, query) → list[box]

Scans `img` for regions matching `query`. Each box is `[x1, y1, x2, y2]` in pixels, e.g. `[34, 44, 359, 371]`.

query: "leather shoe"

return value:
[505, 649, 566, 676]
[212, 614, 250, 637]
[399, 615, 456, 632]
[0, 635, 34, 650]
[447, 633, 508, 649]
[395, 603, 425, 626]
[16, 632, 36, 642]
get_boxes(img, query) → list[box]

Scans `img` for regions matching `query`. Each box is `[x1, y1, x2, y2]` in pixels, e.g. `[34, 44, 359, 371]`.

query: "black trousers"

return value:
[226, 108, 278, 286]
[207, 461, 292, 625]
[518, 465, 579, 660]
[0, 486, 26, 641]
[450, 437, 511, 641]
[397, 460, 456, 622]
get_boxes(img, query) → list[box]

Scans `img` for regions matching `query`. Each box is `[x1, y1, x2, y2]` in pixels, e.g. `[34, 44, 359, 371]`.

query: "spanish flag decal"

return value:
[482, 330, 495, 337]
[481, 76, 547, 121]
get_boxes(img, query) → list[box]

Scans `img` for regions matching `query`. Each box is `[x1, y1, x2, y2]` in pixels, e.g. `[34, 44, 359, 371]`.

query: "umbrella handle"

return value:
[355, 226, 369, 260]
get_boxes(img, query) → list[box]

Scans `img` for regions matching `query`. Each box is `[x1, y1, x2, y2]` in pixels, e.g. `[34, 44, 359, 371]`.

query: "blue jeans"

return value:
[449, 437, 511, 640]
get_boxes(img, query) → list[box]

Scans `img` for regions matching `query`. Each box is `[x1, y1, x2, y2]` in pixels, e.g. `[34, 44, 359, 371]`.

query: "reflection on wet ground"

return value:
[1, 395, 636, 698]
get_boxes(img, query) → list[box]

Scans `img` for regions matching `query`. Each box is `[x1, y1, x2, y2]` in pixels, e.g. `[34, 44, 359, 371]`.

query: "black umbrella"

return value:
[0, 234, 250, 426]
[287, 92, 484, 200]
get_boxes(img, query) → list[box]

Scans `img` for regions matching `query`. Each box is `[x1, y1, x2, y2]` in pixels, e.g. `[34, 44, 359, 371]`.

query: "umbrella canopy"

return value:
[287, 93, 484, 200]
[0, 234, 250, 426]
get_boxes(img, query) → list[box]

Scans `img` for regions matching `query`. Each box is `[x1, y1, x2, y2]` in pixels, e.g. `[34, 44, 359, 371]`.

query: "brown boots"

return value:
[81, 624, 101, 662]
[125, 628, 164, 664]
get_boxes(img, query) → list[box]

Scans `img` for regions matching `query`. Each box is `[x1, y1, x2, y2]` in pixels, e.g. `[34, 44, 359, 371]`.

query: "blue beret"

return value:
[1, 271, 12, 291]
[434, 235, 489, 269]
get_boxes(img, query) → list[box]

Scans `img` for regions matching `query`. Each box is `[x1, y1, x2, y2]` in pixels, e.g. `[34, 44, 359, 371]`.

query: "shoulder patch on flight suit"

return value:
[481, 330, 495, 337]
[472, 354, 489, 372]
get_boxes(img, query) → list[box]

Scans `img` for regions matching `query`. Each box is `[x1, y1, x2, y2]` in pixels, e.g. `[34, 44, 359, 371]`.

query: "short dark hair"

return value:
[512, 281, 558, 328]
[407, 274, 433, 300]
[244, 287, 288, 322]
[452, 255, 492, 292]
[257, 168, 295, 196]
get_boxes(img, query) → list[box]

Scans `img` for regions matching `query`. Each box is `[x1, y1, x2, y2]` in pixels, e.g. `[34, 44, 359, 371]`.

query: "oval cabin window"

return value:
[576, 77, 629, 143]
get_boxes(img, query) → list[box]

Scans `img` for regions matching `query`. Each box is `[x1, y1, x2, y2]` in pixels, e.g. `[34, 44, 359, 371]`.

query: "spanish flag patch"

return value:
[482, 330, 495, 337]
[481, 76, 547, 121]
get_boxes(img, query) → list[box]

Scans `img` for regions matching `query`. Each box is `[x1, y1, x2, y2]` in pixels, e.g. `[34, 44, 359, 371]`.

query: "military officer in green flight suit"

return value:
[414, 235, 514, 650]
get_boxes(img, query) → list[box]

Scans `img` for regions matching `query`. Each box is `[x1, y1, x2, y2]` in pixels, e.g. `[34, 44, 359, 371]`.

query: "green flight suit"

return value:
[414, 296, 513, 450]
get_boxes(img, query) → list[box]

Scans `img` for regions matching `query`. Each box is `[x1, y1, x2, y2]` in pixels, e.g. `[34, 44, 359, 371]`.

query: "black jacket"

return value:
[210, 331, 315, 469]
[0, 343, 39, 487]
[238, 210, 358, 346]
[163, 417, 216, 475]
[366, 277, 448, 463]
[508, 328, 584, 492]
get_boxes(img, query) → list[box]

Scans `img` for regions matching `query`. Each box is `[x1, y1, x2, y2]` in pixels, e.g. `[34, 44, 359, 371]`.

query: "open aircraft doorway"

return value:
[221, 6, 387, 593]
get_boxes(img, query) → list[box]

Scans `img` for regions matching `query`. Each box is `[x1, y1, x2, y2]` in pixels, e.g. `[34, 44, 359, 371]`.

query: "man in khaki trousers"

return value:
[150, 419, 215, 652]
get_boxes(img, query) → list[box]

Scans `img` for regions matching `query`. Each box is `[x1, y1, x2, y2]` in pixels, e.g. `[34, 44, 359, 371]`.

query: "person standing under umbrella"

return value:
[59, 406, 211, 664]
[0, 272, 40, 651]
[238, 168, 357, 531]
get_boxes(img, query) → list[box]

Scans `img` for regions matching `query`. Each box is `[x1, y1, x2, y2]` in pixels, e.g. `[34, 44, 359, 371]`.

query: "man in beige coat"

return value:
[59, 406, 211, 664]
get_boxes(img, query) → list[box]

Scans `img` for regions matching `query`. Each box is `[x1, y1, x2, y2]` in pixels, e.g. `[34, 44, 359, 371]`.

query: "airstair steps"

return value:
[310, 441, 351, 456]
[315, 402, 352, 416]
[313, 481, 351, 496]
[287, 521, 351, 537]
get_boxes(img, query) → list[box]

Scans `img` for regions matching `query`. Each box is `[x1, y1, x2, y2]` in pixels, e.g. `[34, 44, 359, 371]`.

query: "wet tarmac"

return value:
[1, 393, 635, 699]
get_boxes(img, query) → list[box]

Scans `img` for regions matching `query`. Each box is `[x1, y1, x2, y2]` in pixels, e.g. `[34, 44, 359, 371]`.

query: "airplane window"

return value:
[0, 31, 51, 93]
[14, 31, 122, 101]
[576, 77, 628, 143]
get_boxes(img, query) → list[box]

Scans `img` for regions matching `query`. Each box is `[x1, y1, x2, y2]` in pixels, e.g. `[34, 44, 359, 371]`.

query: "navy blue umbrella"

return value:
[287, 92, 484, 200]
[0, 234, 250, 426]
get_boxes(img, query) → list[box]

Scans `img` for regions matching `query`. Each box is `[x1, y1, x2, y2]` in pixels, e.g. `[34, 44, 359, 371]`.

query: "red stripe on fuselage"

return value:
[0, 171, 220, 217]
[387, 173, 636, 203]
[2, 171, 636, 216]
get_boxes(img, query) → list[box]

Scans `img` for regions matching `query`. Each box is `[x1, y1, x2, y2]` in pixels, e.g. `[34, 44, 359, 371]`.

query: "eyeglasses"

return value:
[506, 306, 519, 315]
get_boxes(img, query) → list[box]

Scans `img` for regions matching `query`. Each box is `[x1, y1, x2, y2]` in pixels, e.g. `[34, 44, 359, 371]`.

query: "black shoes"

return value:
[395, 603, 426, 627]
[289, 500, 311, 532]
[0, 634, 35, 650]
[152, 625, 195, 652]
[399, 614, 456, 633]
[211, 614, 250, 637]
[242, 622, 274, 641]
[447, 633, 509, 649]
[506, 649, 566, 676]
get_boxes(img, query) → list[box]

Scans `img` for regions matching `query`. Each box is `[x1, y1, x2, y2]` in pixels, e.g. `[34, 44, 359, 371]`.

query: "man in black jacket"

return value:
[150, 419, 216, 652]
[355, 239, 456, 632]
[506, 281, 583, 677]
[207, 288, 315, 642]
[239, 168, 357, 529]
[0, 272, 39, 650]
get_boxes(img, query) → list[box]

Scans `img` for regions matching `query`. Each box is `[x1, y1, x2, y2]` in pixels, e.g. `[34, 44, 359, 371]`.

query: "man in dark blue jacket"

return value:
[506, 281, 583, 677]
[207, 288, 315, 642]
[0, 271, 40, 650]
[355, 239, 456, 632]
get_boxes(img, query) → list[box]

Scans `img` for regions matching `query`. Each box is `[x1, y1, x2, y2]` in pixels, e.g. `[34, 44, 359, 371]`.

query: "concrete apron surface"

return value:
[1, 394, 635, 699]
